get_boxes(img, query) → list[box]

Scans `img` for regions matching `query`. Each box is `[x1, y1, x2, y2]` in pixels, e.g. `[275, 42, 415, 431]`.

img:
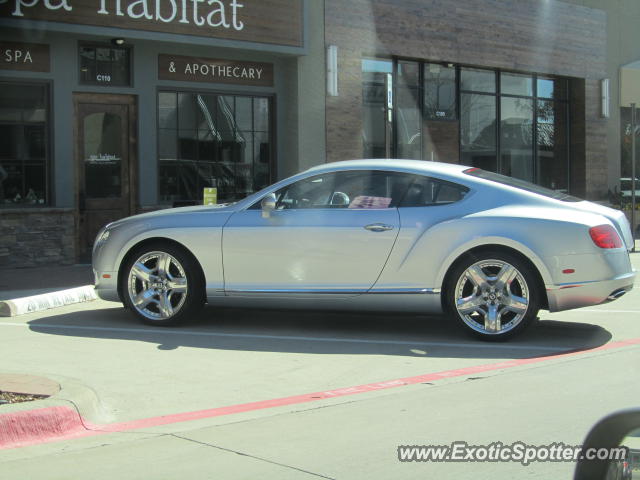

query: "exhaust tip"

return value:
[606, 289, 628, 302]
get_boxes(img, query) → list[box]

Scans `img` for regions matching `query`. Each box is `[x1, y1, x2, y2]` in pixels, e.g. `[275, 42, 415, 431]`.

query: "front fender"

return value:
[112, 227, 225, 294]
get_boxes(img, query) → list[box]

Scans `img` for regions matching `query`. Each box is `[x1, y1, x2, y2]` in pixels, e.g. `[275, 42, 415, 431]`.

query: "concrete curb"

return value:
[0, 405, 88, 449]
[0, 374, 108, 450]
[0, 286, 97, 317]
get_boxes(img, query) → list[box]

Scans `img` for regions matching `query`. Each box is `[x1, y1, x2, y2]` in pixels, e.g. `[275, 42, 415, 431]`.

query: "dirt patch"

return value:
[0, 391, 49, 405]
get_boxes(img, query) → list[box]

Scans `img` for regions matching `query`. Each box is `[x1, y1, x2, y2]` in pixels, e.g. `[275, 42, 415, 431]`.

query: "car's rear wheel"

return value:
[122, 243, 204, 326]
[445, 251, 540, 341]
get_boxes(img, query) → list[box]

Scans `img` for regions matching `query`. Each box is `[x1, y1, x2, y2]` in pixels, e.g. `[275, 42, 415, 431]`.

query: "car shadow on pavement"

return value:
[24, 304, 613, 360]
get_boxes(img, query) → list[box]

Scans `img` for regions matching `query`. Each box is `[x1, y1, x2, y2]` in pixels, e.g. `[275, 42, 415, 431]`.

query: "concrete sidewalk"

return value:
[0, 265, 93, 301]
[0, 264, 99, 445]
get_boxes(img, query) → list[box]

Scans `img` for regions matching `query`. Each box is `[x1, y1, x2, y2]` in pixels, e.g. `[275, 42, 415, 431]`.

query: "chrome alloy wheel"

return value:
[454, 259, 530, 336]
[127, 251, 188, 321]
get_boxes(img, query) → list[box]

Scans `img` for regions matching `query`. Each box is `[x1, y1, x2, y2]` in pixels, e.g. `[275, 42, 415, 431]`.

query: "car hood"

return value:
[107, 203, 237, 229]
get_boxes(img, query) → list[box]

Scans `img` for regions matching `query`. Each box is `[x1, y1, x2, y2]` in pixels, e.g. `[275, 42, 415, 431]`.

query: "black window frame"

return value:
[156, 87, 276, 206]
[459, 67, 570, 190]
[78, 42, 133, 88]
[423, 62, 458, 122]
[0, 79, 52, 208]
[361, 56, 572, 191]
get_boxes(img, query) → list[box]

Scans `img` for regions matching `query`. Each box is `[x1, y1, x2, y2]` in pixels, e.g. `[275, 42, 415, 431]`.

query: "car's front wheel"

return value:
[121, 243, 204, 326]
[445, 252, 540, 341]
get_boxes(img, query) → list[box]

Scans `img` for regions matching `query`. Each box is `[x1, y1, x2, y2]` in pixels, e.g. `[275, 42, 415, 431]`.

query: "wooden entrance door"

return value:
[74, 93, 137, 260]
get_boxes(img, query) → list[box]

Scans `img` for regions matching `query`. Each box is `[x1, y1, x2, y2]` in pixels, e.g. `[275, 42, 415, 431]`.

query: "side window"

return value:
[251, 170, 414, 210]
[277, 173, 338, 209]
[400, 176, 469, 207]
[332, 170, 412, 209]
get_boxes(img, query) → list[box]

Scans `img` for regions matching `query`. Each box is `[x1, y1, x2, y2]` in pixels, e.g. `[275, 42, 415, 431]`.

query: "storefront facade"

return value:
[0, 0, 635, 268]
[325, 0, 609, 201]
[0, 0, 326, 266]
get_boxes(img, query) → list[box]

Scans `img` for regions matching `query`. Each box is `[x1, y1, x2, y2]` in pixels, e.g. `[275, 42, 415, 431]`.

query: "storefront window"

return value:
[79, 44, 132, 87]
[424, 63, 456, 120]
[460, 68, 498, 172]
[362, 58, 393, 158]
[396, 60, 422, 159]
[460, 92, 497, 171]
[362, 60, 570, 191]
[460, 70, 569, 187]
[158, 91, 272, 204]
[460, 68, 496, 94]
[501, 72, 533, 97]
[537, 97, 569, 191]
[537, 77, 568, 101]
[500, 96, 534, 182]
[0, 82, 49, 206]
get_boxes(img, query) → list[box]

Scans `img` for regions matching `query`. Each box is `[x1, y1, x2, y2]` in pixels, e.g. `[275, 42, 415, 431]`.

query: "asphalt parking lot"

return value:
[1, 256, 640, 479]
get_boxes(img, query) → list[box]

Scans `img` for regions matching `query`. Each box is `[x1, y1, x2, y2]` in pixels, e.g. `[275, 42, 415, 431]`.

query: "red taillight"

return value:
[589, 224, 623, 249]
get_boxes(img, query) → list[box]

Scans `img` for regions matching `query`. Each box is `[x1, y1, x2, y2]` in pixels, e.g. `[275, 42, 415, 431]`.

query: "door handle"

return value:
[364, 223, 394, 232]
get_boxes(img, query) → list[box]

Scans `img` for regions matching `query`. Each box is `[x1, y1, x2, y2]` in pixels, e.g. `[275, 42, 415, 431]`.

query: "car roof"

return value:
[304, 159, 469, 177]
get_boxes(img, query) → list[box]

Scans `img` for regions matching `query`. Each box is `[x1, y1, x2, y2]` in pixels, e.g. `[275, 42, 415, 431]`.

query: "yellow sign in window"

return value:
[203, 187, 217, 205]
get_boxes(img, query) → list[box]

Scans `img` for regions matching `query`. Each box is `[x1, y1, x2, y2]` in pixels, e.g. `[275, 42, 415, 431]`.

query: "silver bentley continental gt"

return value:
[92, 159, 636, 340]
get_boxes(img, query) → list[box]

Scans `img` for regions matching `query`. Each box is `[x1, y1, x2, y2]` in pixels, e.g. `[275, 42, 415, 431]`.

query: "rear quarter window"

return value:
[464, 168, 581, 202]
[399, 176, 469, 207]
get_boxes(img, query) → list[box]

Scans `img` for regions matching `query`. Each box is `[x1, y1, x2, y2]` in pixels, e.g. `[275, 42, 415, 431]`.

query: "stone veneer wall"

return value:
[0, 206, 174, 268]
[0, 209, 76, 268]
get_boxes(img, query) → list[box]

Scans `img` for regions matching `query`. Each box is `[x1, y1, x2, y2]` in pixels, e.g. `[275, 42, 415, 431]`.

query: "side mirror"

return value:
[574, 409, 640, 479]
[261, 193, 277, 218]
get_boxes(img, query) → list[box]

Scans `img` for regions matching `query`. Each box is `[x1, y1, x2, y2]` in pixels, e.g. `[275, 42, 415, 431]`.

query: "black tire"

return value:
[444, 251, 540, 341]
[121, 242, 205, 326]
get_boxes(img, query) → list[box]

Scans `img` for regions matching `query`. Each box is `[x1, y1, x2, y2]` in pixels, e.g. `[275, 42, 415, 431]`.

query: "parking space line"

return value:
[1, 322, 568, 351]
[579, 309, 640, 313]
[2, 336, 640, 450]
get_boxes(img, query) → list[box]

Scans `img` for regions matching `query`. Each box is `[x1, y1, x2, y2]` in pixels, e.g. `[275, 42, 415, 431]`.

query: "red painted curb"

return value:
[2, 337, 639, 450]
[0, 406, 89, 449]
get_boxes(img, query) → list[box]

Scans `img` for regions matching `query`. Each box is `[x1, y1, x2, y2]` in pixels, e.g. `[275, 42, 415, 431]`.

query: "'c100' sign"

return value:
[0, 0, 302, 47]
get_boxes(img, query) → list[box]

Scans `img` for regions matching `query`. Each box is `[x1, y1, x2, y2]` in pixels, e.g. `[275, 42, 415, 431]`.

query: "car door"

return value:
[222, 170, 412, 295]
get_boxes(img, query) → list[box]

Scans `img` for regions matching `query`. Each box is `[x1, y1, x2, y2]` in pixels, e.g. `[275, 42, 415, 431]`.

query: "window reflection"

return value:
[361, 60, 570, 190]
[0, 83, 48, 206]
[396, 61, 421, 159]
[79, 45, 131, 86]
[537, 77, 568, 100]
[158, 92, 272, 204]
[362, 58, 392, 158]
[460, 93, 497, 171]
[84, 112, 122, 199]
[461, 68, 496, 93]
[501, 73, 533, 97]
[500, 97, 534, 182]
[424, 63, 456, 120]
[537, 99, 568, 191]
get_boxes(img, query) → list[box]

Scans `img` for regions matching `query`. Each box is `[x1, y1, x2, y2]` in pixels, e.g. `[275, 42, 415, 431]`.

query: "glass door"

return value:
[74, 93, 136, 260]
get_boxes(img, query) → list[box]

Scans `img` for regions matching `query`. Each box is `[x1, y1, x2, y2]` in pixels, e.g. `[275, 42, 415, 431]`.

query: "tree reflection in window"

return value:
[159, 92, 272, 204]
